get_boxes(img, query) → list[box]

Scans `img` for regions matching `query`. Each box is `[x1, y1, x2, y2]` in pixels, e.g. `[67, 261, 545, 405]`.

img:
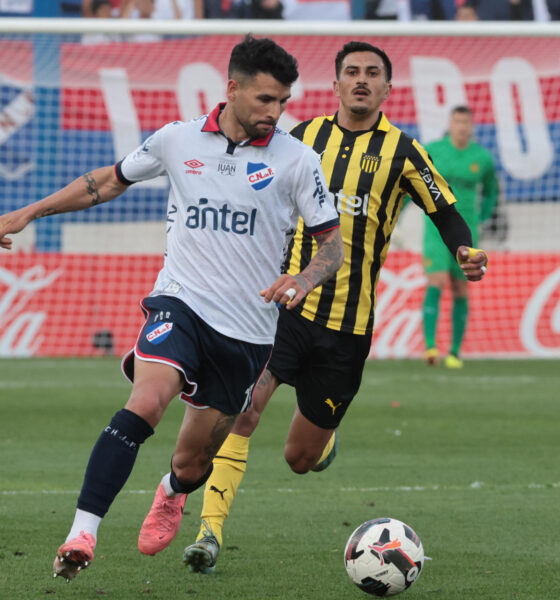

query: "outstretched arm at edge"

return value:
[0, 166, 129, 250]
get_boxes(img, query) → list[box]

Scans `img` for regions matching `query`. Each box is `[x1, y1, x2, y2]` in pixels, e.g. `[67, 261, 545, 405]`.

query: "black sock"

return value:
[170, 463, 214, 495]
[77, 409, 154, 517]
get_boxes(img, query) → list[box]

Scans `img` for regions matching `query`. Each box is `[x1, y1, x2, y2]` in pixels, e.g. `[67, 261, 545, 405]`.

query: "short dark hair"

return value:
[335, 41, 392, 82]
[451, 105, 473, 117]
[228, 34, 299, 86]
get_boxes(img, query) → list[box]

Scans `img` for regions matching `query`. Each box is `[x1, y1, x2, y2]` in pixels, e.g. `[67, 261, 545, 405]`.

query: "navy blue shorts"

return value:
[122, 295, 272, 415]
[267, 307, 372, 429]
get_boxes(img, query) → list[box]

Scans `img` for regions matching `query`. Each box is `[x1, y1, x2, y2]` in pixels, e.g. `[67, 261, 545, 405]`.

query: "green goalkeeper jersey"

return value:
[423, 135, 498, 245]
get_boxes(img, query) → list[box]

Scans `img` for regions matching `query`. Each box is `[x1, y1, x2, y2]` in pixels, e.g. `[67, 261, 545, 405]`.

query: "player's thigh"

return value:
[125, 358, 184, 427]
[231, 369, 281, 437]
[172, 405, 238, 480]
[294, 328, 372, 430]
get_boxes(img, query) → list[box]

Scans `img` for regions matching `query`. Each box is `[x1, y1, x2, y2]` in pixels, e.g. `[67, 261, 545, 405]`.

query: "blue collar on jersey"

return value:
[202, 103, 275, 147]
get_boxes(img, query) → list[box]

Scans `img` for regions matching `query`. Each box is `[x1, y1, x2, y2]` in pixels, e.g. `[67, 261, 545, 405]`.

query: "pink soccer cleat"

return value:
[53, 531, 96, 582]
[138, 483, 186, 555]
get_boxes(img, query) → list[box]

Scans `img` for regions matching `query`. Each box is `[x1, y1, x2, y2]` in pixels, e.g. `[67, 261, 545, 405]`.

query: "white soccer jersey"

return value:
[117, 104, 339, 344]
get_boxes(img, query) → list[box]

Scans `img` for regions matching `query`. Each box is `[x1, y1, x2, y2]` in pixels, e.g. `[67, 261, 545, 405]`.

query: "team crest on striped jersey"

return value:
[360, 153, 381, 174]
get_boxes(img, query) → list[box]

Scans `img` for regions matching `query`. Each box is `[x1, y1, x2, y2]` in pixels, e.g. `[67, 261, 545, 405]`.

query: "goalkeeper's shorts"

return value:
[423, 229, 478, 280]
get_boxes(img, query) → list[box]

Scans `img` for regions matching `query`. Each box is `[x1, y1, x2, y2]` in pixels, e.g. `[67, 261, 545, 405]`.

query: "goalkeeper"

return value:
[423, 105, 498, 368]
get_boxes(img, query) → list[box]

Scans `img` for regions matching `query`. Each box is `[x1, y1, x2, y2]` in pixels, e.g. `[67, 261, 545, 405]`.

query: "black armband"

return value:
[429, 204, 472, 259]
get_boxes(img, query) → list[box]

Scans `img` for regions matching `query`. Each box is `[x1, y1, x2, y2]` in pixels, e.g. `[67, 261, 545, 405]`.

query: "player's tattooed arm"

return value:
[296, 228, 344, 292]
[83, 172, 102, 206]
[0, 166, 128, 250]
[33, 207, 58, 219]
[35, 166, 125, 217]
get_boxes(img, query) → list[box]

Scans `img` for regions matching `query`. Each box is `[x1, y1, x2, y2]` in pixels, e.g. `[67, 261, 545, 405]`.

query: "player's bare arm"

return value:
[260, 227, 343, 308]
[297, 228, 345, 292]
[0, 166, 128, 250]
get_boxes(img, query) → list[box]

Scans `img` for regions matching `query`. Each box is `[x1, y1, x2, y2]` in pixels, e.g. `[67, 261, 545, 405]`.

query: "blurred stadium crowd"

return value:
[0, 0, 558, 22]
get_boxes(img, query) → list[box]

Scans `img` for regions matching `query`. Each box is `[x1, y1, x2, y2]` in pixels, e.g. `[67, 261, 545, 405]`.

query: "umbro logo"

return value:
[185, 159, 204, 169]
[210, 485, 227, 500]
[185, 159, 204, 175]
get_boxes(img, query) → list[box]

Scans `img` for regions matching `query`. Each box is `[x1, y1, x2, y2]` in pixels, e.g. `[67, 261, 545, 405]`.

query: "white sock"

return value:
[66, 509, 102, 542]
[161, 472, 179, 497]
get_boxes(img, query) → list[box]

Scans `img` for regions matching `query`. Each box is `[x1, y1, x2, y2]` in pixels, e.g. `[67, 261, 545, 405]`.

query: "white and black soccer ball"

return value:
[344, 517, 424, 596]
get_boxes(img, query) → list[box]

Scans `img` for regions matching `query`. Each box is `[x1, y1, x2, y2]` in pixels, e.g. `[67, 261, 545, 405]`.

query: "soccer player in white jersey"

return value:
[0, 35, 343, 581]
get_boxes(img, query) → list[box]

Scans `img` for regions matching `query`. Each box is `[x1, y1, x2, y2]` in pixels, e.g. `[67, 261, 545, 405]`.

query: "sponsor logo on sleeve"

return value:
[419, 167, 442, 202]
[312, 168, 326, 206]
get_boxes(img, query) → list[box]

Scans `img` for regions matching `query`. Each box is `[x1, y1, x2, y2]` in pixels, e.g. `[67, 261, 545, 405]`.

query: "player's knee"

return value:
[125, 393, 165, 427]
[427, 275, 446, 290]
[125, 382, 176, 426]
[284, 445, 314, 475]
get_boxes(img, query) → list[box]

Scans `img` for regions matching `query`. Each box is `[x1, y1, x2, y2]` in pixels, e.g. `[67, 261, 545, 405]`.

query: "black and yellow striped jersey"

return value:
[286, 112, 457, 336]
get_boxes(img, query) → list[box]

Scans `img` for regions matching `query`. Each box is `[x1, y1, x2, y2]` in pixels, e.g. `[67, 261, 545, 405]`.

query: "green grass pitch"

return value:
[1, 357, 559, 599]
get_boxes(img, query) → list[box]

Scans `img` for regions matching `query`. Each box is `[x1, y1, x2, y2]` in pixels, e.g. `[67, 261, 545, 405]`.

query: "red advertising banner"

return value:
[1, 33, 560, 358]
[1, 252, 559, 358]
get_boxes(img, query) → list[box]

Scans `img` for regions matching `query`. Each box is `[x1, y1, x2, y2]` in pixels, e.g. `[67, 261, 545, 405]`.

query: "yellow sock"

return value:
[196, 433, 250, 547]
[315, 431, 336, 466]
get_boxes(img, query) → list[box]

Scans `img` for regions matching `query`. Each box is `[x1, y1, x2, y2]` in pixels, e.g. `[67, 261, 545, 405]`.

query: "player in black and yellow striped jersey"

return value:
[184, 41, 489, 573]
[287, 111, 458, 335]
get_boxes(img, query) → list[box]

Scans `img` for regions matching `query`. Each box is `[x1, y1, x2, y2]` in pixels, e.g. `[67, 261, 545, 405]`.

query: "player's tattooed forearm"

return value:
[83, 172, 101, 206]
[304, 231, 344, 287]
[204, 414, 237, 461]
[34, 207, 58, 219]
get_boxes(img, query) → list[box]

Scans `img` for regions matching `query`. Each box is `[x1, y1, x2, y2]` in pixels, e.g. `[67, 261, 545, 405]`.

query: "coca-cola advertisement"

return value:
[1, 33, 559, 357]
[1, 251, 559, 358]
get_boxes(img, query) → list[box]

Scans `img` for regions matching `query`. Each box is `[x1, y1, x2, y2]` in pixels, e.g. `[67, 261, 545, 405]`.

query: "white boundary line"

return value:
[2, 481, 559, 496]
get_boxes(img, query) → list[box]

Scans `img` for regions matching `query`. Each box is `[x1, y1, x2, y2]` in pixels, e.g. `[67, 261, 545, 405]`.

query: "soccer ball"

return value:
[344, 517, 424, 596]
